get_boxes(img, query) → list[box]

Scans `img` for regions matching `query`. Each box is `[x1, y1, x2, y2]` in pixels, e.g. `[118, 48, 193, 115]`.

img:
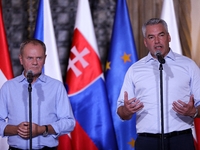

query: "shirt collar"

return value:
[144, 52, 154, 63]
[17, 71, 26, 83]
[38, 73, 46, 82]
[165, 48, 176, 61]
[144, 48, 175, 63]
[18, 71, 46, 83]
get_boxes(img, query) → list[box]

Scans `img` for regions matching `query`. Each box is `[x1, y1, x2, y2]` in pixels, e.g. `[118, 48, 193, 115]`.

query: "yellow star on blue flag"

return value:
[128, 137, 135, 149]
[121, 52, 131, 63]
[106, 61, 111, 71]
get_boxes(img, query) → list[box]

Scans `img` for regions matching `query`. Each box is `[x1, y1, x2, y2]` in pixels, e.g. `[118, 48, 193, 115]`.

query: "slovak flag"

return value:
[0, 0, 13, 149]
[63, 0, 118, 149]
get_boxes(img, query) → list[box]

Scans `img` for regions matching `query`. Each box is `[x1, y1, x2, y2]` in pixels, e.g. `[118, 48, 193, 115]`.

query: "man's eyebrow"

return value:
[158, 31, 165, 35]
[147, 34, 154, 37]
[147, 31, 165, 37]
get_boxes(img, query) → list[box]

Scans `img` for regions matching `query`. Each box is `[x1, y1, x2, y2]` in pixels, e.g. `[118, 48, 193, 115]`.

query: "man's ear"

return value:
[44, 55, 47, 64]
[19, 54, 23, 65]
[168, 33, 171, 42]
[144, 38, 147, 47]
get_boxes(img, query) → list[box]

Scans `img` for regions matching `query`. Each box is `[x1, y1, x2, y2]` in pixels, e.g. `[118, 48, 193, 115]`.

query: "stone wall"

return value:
[2, 0, 116, 80]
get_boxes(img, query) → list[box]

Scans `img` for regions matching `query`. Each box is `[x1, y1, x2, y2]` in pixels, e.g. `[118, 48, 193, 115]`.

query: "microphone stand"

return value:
[28, 83, 32, 150]
[159, 63, 164, 150]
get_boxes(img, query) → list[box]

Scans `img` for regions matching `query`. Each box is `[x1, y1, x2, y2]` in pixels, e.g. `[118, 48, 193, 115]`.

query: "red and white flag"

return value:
[0, 0, 13, 149]
[194, 118, 200, 150]
[161, 1, 200, 149]
[0, 0, 13, 87]
[160, 0, 182, 54]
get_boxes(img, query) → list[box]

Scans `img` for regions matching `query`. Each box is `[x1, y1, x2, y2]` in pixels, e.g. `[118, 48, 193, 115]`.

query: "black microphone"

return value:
[155, 51, 165, 64]
[26, 70, 33, 84]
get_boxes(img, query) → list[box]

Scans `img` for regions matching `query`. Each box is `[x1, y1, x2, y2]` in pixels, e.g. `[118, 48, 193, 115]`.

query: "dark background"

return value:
[2, 0, 116, 81]
[1, 0, 193, 81]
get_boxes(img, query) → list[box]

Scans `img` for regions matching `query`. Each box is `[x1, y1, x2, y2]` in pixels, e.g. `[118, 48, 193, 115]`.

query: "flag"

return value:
[194, 119, 200, 150]
[161, 1, 200, 149]
[0, 0, 13, 149]
[160, 0, 182, 54]
[33, 0, 62, 82]
[33, 1, 73, 149]
[0, 0, 13, 87]
[65, 0, 117, 149]
[105, 0, 138, 149]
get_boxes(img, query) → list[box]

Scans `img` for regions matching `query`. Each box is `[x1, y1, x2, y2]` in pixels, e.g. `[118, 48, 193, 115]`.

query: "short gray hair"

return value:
[142, 18, 168, 38]
[20, 39, 46, 55]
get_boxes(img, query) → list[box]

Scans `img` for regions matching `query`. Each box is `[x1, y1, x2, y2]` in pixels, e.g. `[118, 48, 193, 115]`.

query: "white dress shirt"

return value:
[117, 49, 200, 134]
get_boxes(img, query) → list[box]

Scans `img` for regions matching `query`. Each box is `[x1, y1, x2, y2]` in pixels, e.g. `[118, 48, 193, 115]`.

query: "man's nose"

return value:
[155, 36, 160, 43]
[32, 58, 38, 64]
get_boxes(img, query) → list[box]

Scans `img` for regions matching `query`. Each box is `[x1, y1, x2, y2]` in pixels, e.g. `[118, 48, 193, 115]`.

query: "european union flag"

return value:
[105, 0, 138, 149]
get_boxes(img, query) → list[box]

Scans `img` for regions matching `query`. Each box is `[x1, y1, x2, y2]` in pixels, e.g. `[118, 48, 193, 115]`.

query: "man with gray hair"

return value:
[0, 39, 75, 150]
[117, 18, 200, 150]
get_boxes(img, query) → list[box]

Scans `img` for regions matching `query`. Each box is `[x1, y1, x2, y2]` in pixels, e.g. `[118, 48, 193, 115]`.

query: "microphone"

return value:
[155, 51, 165, 64]
[26, 70, 33, 84]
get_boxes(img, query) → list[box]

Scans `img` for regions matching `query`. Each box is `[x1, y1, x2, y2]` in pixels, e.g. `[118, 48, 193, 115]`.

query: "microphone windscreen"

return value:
[155, 50, 162, 56]
[26, 70, 33, 77]
[26, 70, 33, 83]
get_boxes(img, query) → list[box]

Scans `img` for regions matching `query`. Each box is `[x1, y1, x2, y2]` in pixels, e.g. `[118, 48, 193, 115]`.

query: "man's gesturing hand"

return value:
[172, 95, 197, 117]
[117, 91, 144, 120]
